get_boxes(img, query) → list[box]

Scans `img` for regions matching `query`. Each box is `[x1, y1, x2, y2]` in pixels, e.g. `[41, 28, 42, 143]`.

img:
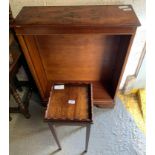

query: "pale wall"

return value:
[10, 0, 146, 89]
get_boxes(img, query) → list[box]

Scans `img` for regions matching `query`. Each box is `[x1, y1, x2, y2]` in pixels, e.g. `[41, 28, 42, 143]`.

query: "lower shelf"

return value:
[92, 82, 114, 108]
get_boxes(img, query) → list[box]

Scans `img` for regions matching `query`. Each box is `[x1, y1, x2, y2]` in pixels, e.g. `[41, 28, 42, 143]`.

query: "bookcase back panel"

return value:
[35, 34, 121, 82]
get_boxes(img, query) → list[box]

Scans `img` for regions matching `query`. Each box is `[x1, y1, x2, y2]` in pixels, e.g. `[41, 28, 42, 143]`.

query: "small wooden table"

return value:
[44, 83, 93, 152]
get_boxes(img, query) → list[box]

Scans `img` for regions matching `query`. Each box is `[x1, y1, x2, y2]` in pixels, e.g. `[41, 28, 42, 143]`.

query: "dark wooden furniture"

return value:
[13, 5, 140, 108]
[9, 6, 33, 119]
[45, 83, 93, 152]
[9, 30, 32, 119]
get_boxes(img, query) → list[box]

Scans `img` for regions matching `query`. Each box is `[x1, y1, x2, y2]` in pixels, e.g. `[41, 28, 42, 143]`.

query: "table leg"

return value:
[85, 124, 91, 152]
[48, 123, 62, 150]
[10, 82, 30, 118]
[13, 76, 23, 92]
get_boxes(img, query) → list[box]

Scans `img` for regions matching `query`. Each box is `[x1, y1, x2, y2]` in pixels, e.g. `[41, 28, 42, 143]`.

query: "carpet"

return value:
[10, 92, 145, 155]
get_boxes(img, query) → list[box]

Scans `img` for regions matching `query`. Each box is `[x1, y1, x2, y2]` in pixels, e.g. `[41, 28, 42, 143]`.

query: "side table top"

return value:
[45, 83, 93, 122]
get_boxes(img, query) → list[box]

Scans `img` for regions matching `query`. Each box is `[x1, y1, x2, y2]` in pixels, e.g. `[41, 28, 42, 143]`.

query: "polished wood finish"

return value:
[15, 27, 136, 35]
[45, 83, 92, 152]
[14, 5, 140, 108]
[45, 84, 93, 122]
[14, 5, 140, 27]
[93, 82, 114, 108]
[35, 34, 120, 81]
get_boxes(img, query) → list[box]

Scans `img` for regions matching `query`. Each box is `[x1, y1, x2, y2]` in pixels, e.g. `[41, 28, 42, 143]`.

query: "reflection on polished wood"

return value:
[45, 84, 93, 122]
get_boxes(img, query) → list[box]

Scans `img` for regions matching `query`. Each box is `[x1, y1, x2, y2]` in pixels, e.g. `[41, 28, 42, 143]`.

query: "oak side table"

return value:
[44, 83, 93, 152]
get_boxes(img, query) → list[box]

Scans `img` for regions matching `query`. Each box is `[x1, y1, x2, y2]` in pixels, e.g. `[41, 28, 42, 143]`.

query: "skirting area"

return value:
[10, 92, 145, 155]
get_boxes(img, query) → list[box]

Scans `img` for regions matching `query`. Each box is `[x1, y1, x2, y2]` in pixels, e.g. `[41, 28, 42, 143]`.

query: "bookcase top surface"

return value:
[15, 5, 140, 27]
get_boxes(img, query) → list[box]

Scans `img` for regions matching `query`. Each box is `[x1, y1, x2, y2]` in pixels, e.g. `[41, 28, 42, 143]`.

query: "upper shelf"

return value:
[14, 5, 140, 27]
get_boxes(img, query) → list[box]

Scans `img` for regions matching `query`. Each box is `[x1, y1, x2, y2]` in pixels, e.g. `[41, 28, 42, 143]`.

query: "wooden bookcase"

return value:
[13, 5, 140, 108]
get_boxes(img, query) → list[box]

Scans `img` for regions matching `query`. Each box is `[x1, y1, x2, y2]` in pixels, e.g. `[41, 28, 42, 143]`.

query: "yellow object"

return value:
[138, 89, 146, 122]
[118, 89, 146, 134]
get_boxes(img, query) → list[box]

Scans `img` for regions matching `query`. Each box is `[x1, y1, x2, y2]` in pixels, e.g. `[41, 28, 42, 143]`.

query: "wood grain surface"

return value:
[14, 5, 140, 108]
[15, 5, 140, 27]
[45, 84, 92, 121]
[36, 34, 120, 82]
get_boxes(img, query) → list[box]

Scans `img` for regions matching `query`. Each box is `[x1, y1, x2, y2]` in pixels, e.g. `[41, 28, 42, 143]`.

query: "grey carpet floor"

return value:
[9, 92, 145, 155]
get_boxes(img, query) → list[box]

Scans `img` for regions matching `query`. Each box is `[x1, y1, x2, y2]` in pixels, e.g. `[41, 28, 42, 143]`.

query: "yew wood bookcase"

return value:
[13, 5, 140, 108]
